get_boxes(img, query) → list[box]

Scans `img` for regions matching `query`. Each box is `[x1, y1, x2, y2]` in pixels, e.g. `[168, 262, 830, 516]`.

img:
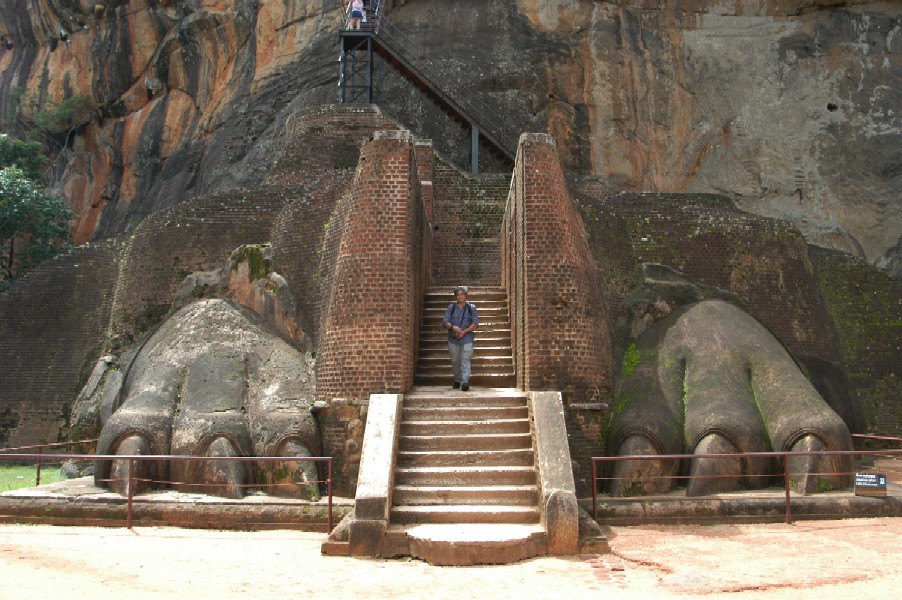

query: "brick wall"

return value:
[314, 130, 428, 491]
[502, 134, 611, 492]
[266, 105, 405, 184]
[0, 240, 123, 447]
[106, 188, 295, 349]
[431, 162, 510, 286]
[810, 246, 902, 437]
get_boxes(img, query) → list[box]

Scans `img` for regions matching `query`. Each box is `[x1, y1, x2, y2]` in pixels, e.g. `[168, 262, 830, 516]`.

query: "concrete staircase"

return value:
[415, 286, 515, 388]
[381, 388, 547, 565]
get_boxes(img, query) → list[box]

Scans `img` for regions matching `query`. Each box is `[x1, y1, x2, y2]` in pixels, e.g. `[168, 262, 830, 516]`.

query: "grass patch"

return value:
[0, 465, 66, 492]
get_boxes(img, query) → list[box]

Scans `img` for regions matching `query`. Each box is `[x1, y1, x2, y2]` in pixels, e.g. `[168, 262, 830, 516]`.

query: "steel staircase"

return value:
[338, 5, 517, 170]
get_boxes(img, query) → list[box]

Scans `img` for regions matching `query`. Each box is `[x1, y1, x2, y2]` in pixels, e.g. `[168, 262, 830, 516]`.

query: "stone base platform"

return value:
[0, 477, 353, 531]
[386, 523, 547, 566]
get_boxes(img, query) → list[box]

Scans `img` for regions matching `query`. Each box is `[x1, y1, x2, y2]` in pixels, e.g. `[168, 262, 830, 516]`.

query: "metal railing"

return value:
[0, 439, 98, 486]
[1, 451, 334, 531]
[591, 448, 902, 525]
[372, 15, 519, 157]
[339, 2, 519, 159]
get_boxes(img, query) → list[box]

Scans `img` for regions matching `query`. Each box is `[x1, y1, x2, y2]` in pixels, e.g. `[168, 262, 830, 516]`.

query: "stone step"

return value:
[396, 448, 534, 467]
[416, 346, 513, 358]
[402, 405, 528, 421]
[403, 391, 526, 408]
[424, 288, 507, 301]
[400, 418, 529, 436]
[394, 465, 537, 486]
[417, 337, 511, 349]
[390, 504, 541, 525]
[393, 484, 539, 505]
[413, 373, 517, 387]
[386, 523, 547, 566]
[423, 302, 510, 316]
[419, 324, 511, 336]
[415, 357, 513, 372]
[398, 433, 532, 452]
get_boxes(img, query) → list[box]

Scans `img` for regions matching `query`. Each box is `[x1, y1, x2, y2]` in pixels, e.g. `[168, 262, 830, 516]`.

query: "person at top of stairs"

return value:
[347, 0, 363, 30]
[442, 286, 479, 391]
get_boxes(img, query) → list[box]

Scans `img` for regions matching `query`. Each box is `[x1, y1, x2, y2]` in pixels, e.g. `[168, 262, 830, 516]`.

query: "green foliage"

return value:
[5, 87, 92, 151]
[232, 244, 270, 281]
[620, 342, 640, 378]
[0, 166, 72, 283]
[0, 134, 47, 180]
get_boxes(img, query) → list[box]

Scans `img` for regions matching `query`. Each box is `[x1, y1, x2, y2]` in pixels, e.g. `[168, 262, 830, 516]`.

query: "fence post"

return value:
[327, 459, 333, 534]
[127, 458, 135, 529]
[783, 455, 793, 524]
[591, 458, 598, 522]
[36, 447, 43, 486]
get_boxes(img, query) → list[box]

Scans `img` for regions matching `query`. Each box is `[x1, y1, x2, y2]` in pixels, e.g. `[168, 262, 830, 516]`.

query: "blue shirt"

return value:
[443, 302, 478, 345]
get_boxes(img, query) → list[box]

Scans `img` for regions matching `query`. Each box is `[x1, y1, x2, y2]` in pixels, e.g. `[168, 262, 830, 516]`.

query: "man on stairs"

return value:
[443, 286, 479, 391]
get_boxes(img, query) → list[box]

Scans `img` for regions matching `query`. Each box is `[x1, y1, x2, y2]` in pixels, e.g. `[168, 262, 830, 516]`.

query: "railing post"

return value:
[783, 455, 793, 525]
[591, 458, 598, 522]
[36, 446, 43, 486]
[127, 458, 135, 529]
[327, 458, 333, 534]
[470, 124, 479, 174]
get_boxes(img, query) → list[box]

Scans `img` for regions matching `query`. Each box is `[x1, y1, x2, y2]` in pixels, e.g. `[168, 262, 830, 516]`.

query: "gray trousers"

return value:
[448, 342, 474, 384]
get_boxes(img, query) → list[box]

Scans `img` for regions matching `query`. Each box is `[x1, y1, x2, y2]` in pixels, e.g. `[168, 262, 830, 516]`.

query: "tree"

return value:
[0, 166, 72, 287]
[4, 87, 92, 154]
[0, 133, 47, 181]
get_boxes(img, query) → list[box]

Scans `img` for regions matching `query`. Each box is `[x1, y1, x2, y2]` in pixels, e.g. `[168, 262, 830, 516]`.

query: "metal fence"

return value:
[0, 447, 334, 531]
[592, 445, 902, 525]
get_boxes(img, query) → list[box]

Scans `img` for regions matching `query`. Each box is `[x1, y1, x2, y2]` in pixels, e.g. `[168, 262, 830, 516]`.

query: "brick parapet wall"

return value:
[0, 240, 123, 447]
[314, 130, 428, 491]
[107, 188, 294, 349]
[266, 105, 405, 185]
[809, 246, 902, 437]
[269, 171, 357, 347]
[502, 134, 610, 492]
[431, 162, 510, 285]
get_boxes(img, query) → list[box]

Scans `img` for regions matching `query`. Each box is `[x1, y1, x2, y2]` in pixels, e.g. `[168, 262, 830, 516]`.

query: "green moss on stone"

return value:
[232, 244, 270, 281]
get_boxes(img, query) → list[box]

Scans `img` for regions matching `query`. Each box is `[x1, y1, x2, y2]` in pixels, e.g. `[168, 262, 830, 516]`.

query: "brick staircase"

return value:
[414, 286, 515, 388]
[382, 388, 546, 565]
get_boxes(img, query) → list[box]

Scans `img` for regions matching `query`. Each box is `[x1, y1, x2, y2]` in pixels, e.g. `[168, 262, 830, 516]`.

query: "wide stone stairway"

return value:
[381, 387, 546, 565]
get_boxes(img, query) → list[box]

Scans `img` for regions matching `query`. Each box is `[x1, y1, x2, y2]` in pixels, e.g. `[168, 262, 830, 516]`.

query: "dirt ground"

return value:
[2, 518, 901, 599]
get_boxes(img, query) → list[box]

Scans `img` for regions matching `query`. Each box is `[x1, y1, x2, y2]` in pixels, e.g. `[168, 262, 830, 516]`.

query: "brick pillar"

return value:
[316, 130, 424, 493]
[503, 133, 611, 493]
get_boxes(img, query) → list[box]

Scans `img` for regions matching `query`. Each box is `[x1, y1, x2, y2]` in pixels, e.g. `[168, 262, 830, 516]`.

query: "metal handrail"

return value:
[2, 452, 335, 531]
[591, 448, 902, 525]
[0, 439, 98, 486]
[371, 14, 519, 158]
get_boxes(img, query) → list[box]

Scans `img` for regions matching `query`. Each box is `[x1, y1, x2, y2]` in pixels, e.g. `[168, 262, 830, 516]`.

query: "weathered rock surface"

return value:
[0, 1, 898, 271]
[606, 299, 853, 497]
[91, 297, 321, 499]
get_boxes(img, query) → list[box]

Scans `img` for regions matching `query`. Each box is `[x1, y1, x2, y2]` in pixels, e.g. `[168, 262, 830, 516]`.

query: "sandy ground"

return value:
[2, 518, 901, 599]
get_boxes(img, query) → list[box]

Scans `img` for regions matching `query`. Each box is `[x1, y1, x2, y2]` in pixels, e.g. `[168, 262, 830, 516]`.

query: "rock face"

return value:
[0, 1, 898, 270]
[607, 299, 853, 497]
[90, 296, 321, 499]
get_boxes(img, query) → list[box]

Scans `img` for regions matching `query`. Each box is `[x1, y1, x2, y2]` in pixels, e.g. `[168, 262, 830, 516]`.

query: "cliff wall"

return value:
[0, 1, 898, 273]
